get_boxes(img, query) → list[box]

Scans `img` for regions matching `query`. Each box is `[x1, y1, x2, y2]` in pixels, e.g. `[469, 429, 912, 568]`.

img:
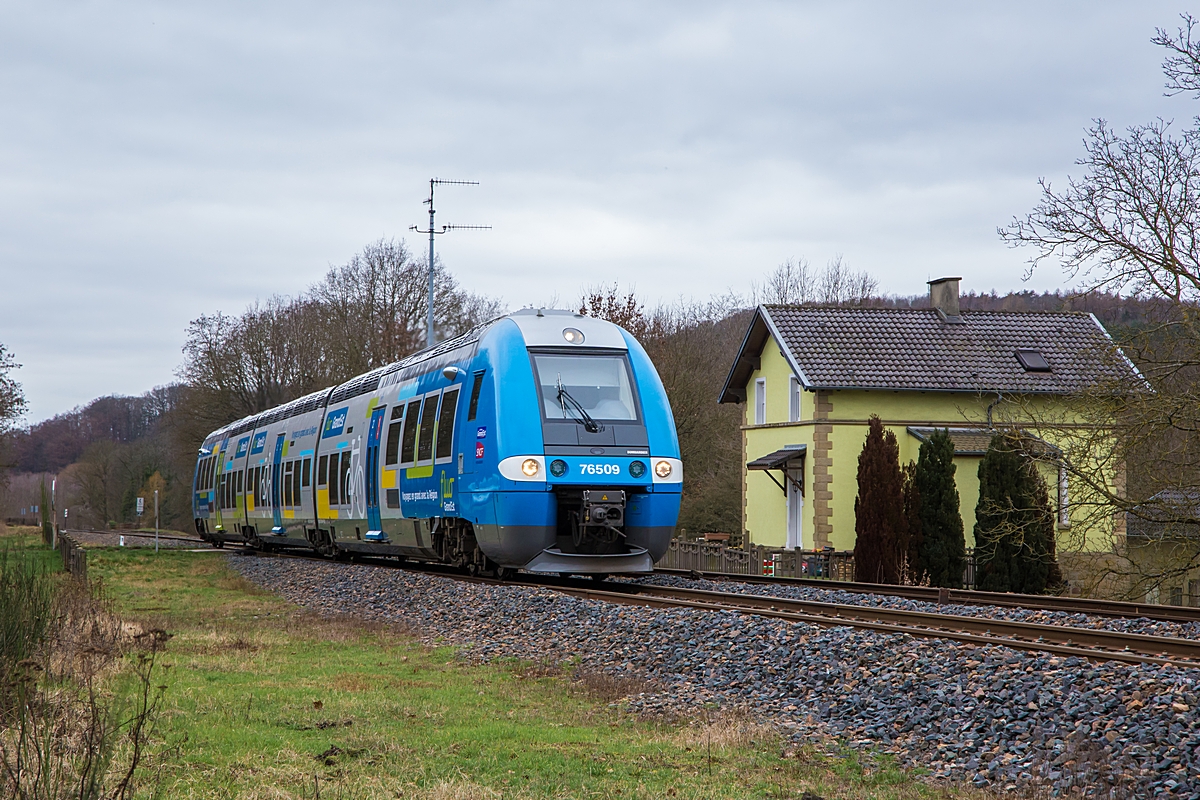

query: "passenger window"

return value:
[386, 488, 400, 509]
[390, 404, 403, 419]
[468, 371, 484, 421]
[400, 399, 422, 464]
[340, 452, 352, 504]
[237, 470, 244, 500]
[318, 455, 328, 486]
[328, 458, 340, 505]
[435, 388, 459, 461]
[385, 421, 403, 466]
[283, 462, 293, 507]
[302, 458, 312, 487]
[293, 463, 302, 506]
[417, 393, 440, 462]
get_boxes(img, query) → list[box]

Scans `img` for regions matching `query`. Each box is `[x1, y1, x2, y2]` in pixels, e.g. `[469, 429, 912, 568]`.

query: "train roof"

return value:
[200, 309, 631, 446]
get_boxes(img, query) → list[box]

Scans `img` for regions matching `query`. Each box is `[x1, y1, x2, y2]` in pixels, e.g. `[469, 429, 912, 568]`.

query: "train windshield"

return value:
[532, 353, 638, 421]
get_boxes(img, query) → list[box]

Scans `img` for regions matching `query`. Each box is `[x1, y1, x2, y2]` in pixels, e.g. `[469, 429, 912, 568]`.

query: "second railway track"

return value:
[656, 566, 1200, 624]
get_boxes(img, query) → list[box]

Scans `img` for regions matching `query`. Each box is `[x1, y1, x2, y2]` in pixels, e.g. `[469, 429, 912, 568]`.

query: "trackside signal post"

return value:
[410, 179, 490, 347]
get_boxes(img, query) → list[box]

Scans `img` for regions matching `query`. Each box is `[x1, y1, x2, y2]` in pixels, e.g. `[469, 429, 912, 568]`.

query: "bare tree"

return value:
[753, 255, 878, 306]
[998, 16, 1200, 598]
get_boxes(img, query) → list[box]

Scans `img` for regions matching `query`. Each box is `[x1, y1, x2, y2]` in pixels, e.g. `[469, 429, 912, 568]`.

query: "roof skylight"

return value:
[1015, 349, 1051, 372]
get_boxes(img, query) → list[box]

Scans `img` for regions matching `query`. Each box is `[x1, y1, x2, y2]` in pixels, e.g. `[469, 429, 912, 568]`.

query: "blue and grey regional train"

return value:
[193, 309, 682, 575]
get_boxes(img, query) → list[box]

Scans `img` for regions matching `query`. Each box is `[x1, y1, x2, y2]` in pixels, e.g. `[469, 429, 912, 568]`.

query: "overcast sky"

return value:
[0, 1, 1193, 423]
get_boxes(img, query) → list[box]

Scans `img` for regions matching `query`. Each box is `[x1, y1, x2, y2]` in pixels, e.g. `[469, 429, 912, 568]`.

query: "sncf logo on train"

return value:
[323, 408, 348, 438]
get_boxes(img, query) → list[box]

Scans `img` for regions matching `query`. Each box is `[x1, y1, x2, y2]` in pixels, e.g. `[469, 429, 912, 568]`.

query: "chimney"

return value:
[928, 277, 963, 324]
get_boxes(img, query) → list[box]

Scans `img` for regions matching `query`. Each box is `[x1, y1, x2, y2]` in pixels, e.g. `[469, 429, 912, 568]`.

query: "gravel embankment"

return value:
[624, 573, 1200, 640]
[230, 555, 1200, 797]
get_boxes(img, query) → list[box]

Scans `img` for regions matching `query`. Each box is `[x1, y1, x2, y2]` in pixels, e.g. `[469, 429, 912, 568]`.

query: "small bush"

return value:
[0, 544, 166, 799]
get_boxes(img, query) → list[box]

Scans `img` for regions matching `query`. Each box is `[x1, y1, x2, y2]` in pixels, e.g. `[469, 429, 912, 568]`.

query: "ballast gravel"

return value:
[230, 555, 1200, 797]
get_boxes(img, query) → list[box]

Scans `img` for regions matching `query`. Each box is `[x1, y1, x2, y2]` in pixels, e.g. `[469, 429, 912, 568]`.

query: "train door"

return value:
[271, 434, 286, 533]
[214, 440, 229, 532]
[365, 406, 386, 539]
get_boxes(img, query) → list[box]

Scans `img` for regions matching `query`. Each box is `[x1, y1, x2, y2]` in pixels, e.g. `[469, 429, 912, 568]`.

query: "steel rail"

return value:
[64, 528, 205, 545]
[654, 567, 1200, 624]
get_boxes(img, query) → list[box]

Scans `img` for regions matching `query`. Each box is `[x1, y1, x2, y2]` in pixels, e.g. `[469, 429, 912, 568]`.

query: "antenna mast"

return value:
[410, 178, 490, 348]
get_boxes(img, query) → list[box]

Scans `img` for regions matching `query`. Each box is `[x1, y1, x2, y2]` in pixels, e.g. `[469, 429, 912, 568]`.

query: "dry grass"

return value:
[570, 667, 657, 703]
[420, 779, 503, 799]
[673, 709, 777, 752]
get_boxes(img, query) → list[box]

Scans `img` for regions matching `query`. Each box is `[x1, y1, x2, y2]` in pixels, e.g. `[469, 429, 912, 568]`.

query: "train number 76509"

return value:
[578, 463, 621, 476]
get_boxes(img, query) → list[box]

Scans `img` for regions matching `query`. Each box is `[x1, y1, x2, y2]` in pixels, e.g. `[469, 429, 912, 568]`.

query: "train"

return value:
[192, 308, 682, 576]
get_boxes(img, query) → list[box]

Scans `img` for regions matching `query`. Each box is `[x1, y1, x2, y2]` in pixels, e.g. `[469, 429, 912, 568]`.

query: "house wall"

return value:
[739, 344, 1102, 552]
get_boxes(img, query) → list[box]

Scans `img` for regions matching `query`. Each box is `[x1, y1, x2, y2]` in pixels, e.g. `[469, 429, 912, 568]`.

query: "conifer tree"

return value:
[916, 428, 965, 588]
[854, 416, 903, 584]
[974, 434, 1061, 594]
[900, 461, 925, 585]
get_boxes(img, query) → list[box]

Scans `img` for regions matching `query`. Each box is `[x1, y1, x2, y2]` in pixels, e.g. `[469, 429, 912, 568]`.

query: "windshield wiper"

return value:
[557, 377, 603, 433]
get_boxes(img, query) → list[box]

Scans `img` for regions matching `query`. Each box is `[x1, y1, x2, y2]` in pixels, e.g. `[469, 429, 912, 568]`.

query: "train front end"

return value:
[479, 309, 681, 575]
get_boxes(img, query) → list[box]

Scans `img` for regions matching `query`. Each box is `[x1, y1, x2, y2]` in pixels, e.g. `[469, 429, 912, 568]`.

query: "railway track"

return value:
[540, 579, 1200, 669]
[72, 532, 1200, 668]
[229, 548, 1200, 669]
[656, 567, 1200, 624]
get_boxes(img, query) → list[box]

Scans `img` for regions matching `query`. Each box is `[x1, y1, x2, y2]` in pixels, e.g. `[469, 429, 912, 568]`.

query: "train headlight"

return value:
[550, 459, 568, 477]
[629, 460, 646, 478]
[654, 460, 673, 479]
[562, 327, 585, 344]
[521, 458, 541, 477]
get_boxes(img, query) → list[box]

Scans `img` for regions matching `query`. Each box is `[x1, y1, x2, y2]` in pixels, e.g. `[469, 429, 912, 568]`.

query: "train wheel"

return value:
[467, 563, 480, 577]
[495, 566, 512, 580]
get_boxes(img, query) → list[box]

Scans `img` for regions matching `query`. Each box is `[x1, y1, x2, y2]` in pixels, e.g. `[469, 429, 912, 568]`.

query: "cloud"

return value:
[0, 0, 1188, 421]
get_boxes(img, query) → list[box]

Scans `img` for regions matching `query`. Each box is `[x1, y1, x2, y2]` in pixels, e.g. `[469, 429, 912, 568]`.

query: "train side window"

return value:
[293, 462, 302, 506]
[435, 388, 459, 461]
[302, 458, 312, 488]
[236, 470, 244, 502]
[329, 457, 340, 505]
[254, 467, 262, 502]
[385, 420, 403, 466]
[468, 371, 484, 421]
[390, 404, 403, 419]
[317, 455, 328, 486]
[340, 452, 352, 504]
[417, 392, 441, 463]
[385, 488, 400, 508]
[400, 399, 422, 465]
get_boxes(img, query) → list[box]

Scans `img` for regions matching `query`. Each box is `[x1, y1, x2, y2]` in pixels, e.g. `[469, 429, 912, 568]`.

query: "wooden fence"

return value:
[662, 539, 977, 588]
[660, 540, 856, 580]
[58, 532, 87, 581]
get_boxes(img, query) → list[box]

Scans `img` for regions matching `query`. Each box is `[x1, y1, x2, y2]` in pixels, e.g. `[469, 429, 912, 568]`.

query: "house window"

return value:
[789, 376, 801, 422]
[755, 378, 766, 425]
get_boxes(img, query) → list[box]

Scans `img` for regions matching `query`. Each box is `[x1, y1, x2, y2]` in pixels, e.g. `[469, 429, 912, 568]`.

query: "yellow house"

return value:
[717, 277, 1137, 551]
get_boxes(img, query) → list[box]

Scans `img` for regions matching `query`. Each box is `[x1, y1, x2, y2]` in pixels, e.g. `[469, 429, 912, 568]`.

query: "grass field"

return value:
[3, 527, 991, 799]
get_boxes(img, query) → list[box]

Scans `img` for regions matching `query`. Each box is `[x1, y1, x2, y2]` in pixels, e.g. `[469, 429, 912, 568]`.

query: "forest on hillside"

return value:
[0, 241, 1178, 539]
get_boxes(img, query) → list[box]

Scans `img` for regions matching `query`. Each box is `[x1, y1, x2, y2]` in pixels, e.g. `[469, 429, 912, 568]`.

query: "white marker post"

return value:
[154, 490, 160, 553]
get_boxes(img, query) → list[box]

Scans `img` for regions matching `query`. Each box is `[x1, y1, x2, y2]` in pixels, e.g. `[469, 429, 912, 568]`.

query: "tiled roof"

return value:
[719, 306, 1142, 401]
[906, 427, 996, 456]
